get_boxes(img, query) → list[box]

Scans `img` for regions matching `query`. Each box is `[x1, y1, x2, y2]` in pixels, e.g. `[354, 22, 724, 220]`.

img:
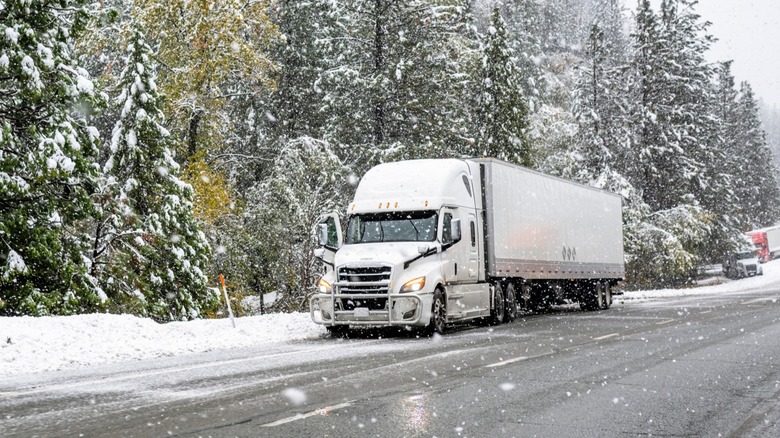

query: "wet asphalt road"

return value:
[2, 287, 780, 437]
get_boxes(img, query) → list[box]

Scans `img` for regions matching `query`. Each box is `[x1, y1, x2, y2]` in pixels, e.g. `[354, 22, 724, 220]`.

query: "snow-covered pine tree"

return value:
[734, 82, 780, 228]
[317, 0, 477, 166]
[619, 0, 717, 284]
[268, 0, 337, 142]
[96, 26, 216, 321]
[587, 0, 628, 62]
[0, 0, 103, 315]
[496, 0, 544, 112]
[475, 6, 531, 166]
[242, 137, 350, 311]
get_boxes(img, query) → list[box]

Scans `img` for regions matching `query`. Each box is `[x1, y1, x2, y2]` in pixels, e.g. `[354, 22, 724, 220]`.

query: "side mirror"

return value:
[451, 219, 462, 243]
[317, 224, 328, 247]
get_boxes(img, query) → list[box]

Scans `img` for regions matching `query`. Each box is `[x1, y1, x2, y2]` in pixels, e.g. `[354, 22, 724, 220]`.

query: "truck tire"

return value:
[428, 288, 447, 335]
[490, 284, 505, 325]
[602, 282, 612, 309]
[504, 283, 517, 323]
[596, 282, 605, 310]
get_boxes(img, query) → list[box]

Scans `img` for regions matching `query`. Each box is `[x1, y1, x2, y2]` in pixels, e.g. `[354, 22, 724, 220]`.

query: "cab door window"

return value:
[442, 213, 453, 245]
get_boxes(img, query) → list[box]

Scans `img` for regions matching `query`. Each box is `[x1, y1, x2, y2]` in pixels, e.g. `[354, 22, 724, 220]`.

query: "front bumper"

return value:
[310, 292, 426, 327]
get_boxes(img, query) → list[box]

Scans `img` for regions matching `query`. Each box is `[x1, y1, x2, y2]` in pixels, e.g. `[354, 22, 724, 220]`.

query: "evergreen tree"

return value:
[94, 26, 217, 321]
[475, 6, 531, 165]
[242, 137, 350, 311]
[268, 0, 337, 142]
[318, 0, 478, 165]
[498, 0, 544, 111]
[734, 82, 780, 227]
[0, 0, 102, 315]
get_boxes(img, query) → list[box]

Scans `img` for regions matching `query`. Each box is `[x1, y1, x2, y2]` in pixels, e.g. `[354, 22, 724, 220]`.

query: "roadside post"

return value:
[219, 274, 236, 328]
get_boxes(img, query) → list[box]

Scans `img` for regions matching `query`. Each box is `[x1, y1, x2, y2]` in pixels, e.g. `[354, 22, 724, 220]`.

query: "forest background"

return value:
[2, 0, 779, 320]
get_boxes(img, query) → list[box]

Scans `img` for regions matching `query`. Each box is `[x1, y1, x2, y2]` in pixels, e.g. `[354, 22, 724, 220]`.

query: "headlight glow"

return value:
[400, 276, 426, 293]
[317, 278, 332, 293]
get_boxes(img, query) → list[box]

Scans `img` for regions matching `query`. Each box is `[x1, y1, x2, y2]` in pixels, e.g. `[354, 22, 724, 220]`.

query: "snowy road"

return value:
[3, 282, 780, 437]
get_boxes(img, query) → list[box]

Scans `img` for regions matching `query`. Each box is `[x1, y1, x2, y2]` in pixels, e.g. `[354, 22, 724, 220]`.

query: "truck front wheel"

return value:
[504, 283, 517, 323]
[490, 284, 506, 325]
[429, 288, 447, 335]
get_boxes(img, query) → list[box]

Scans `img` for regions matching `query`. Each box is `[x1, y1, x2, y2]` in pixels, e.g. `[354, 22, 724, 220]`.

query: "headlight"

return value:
[317, 278, 332, 293]
[400, 276, 425, 293]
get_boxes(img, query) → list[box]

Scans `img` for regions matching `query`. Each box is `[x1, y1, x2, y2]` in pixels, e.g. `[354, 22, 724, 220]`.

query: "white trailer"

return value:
[311, 158, 624, 335]
[767, 226, 780, 259]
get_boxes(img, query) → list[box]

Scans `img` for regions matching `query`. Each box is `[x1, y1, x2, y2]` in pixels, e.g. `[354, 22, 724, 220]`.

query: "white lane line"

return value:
[0, 392, 21, 398]
[742, 297, 779, 305]
[655, 319, 675, 325]
[593, 333, 619, 341]
[485, 356, 528, 368]
[699, 310, 713, 314]
[262, 401, 353, 427]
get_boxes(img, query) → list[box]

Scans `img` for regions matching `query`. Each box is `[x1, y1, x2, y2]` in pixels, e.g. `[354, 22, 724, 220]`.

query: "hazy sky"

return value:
[642, 0, 780, 108]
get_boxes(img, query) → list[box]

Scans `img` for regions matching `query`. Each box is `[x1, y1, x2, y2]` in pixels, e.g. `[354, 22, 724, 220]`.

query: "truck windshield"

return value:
[345, 211, 438, 244]
[737, 251, 756, 259]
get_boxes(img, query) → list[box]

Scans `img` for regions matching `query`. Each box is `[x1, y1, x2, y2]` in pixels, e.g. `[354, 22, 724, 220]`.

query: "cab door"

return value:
[466, 213, 479, 281]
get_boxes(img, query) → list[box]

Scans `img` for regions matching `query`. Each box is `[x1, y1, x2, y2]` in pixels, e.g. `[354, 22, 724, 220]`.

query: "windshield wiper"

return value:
[408, 219, 420, 240]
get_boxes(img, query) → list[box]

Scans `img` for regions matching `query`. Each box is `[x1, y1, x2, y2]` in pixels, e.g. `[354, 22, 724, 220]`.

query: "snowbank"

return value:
[0, 312, 325, 377]
[2, 260, 778, 378]
[621, 259, 780, 301]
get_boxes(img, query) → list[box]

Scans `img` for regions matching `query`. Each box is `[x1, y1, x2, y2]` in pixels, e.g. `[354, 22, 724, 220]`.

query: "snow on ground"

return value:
[0, 311, 326, 378]
[2, 260, 779, 378]
[621, 258, 780, 301]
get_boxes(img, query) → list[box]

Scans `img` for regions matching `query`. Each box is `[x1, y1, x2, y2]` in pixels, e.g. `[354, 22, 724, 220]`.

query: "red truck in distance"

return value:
[747, 226, 780, 262]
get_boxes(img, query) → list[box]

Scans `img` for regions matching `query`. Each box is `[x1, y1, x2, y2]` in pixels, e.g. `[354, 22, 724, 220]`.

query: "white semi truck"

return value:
[310, 158, 625, 335]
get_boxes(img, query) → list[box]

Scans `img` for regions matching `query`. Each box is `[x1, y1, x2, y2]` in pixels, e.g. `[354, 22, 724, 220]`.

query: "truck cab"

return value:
[310, 159, 493, 335]
[723, 250, 763, 279]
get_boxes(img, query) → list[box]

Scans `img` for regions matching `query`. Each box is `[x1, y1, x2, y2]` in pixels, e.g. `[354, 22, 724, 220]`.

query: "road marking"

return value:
[262, 401, 353, 427]
[0, 392, 21, 398]
[699, 310, 713, 314]
[655, 319, 675, 325]
[593, 333, 619, 341]
[485, 356, 528, 368]
[742, 297, 778, 305]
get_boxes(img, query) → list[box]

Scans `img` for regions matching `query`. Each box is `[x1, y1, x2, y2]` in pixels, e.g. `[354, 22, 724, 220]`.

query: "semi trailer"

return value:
[310, 158, 625, 335]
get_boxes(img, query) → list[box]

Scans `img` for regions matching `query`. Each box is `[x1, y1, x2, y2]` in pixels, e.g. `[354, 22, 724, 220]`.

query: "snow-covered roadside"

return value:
[2, 260, 779, 378]
[621, 258, 780, 301]
[0, 312, 326, 378]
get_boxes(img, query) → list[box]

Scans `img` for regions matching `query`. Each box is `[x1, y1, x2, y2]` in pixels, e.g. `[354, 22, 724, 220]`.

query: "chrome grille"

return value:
[336, 265, 392, 311]
[337, 265, 392, 294]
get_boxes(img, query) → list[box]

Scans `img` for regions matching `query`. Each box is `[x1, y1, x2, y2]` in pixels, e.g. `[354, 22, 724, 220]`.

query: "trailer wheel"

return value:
[602, 282, 612, 309]
[504, 283, 517, 323]
[428, 288, 447, 335]
[490, 284, 505, 325]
